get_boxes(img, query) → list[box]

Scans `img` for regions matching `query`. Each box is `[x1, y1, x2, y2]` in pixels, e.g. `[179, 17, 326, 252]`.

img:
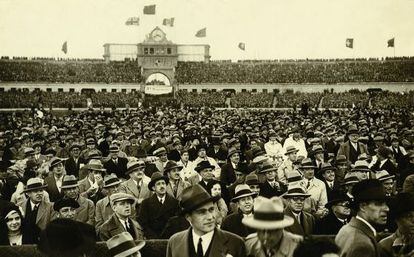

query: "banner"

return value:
[144, 85, 172, 95]
[143, 5, 156, 15]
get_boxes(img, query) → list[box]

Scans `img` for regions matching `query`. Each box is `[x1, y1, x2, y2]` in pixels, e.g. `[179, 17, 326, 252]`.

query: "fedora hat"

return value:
[319, 163, 337, 174]
[352, 179, 387, 204]
[103, 174, 122, 188]
[351, 160, 371, 172]
[53, 198, 80, 212]
[148, 172, 169, 191]
[258, 161, 277, 174]
[347, 125, 359, 135]
[335, 155, 347, 165]
[376, 170, 395, 181]
[106, 232, 145, 257]
[283, 185, 311, 198]
[231, 184, 257, 202]
[87, 160, 106, 172]
[126, 160, 145, 175]
[49, 157, 63, 168]
[250, 146, 266, 159]
[109, 145, 119, 153]
[227, 147, 241, 158]
[153, 147, 167, 156]
[284, 146, 299, 155]
[286, 170, 304, 184]
[61, 175, 79, 189]
[299, 158, 317, 170]
[69, 143, 82, 151]
[24, 147, 35, 156]
[245, 174, 260, 185]
[23, 177, 48, 192]
[194, 161, 215, 173]
[110, 193, 136, 207]
[311, 145, 324, 155]
[252, 155, 268, 164]
[325, 191, 351, 209]
[341, 173, 360, 186]
[179, 184, 220, 215]
[136, 149, 147, 159]
[242, 196, 294, 230]
[163, 160, 183, 174]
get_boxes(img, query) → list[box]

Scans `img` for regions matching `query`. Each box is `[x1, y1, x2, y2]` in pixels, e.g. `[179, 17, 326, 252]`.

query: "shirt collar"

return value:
[192, 229, 215, 255]
[356, 215, 377, 237]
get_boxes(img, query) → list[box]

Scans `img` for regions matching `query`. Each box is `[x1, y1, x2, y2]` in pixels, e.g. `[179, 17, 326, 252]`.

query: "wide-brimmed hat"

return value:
[252, 155, 268, 164]
[179, 184, 220, 215]
[87, 160, 106, 173]
[351, 160, 371, 172]
[23, 177, 48, 192]
[103, 174, 122, 188]
[376, 170, 395, 182]
[242, 196, 294, 230]
[258, 161, 277, 174]
[299, 158, 317, 170]
[335, 155, 348, 165]
[109, 145, 119, 153]
[126, 160, 145, 175]
[319, 163, 337, 174]
[110, 193, 136, 207]
[347, 125, 359, 135]
[227, 147, 241, 158]
[49, 157, 63, 169]
[284, 146, 299, 155]
[325, 191, 351, 209]
[61, 175, 79, 189]
[310, 145, 324, 155]
[194, 161, 215, 172]
[286, 170, 304, 184]
[53, 198, 80, 211]
[283, 185, 311, 198]
[231, 184, 257, 202]
[148, 172, 169, 190]
[245, 174, 260, 185]
[153, 147, 167, 156]
[341, 173, 360, 186]
[163, 160, 183, 174]
[106, 232, 145, 257]
[352, 179, 388, 204]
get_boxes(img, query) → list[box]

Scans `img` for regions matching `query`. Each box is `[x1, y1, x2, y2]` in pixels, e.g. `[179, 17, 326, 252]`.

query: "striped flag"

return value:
[61, 41, 67, 54]
[143, 5, 156, 15]
[163, 18, 174, 27]
[238, 42, 245, 51]
[125, 17, 139, 26]
[195, 28, 206, 38]
[346, 38, 353, 48]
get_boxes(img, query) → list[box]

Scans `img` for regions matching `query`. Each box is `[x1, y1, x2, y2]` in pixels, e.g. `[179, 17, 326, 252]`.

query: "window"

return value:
[241, 89, 247, 92]
[46, 88, 52, 92]
[202, 89, 207, 92]
[131, 89, 136, 92]
[58, 88, 64, 92]
[102, 89, 107, 92]
[144, 48, 148, 55]
[252, 89, 257, 93]
[69, 88, 75, 92]
[112, 89, 117, 92]
[263, 89, 268, 93]
[212, 89, 217, 92]
[121, 89, 127, 93]
[150, 48, 154, 54]
[0, 88, 4, 92]
[192, 89, 197, 92]
[182, 89, 187, 92]
[11, 88, 16, 91]
[167, 48, 172, 54]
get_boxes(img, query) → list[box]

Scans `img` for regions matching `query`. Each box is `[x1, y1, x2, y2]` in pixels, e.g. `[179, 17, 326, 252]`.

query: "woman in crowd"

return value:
[0, 204, 30, 246]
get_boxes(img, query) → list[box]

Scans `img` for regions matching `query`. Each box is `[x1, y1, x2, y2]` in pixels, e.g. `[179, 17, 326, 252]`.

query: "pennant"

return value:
[61, 41, 67, 54]
[125, 17, 139, 26]
[345, 38, 353, 49]
[387, 38, 394, 47]
[162, 18, 175, 27]
[238, 42, 245, 51]
[195, 28, 206, 38]
[143, 5, 156, 15]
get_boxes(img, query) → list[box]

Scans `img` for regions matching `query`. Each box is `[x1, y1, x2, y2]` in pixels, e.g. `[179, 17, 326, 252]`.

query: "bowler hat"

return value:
[106, 232, 145, 257]
[352, 179, 388, 204]
[179, 184, 220, 215]
[231, 184, 257, 202]
[194, 161, 215, 172]
[148, 172, 169, 191]
[61, 175, 79, 189]
[242, 196, 294, 230]
[53, 198, 80, 211]
[23, 177, 48, 192]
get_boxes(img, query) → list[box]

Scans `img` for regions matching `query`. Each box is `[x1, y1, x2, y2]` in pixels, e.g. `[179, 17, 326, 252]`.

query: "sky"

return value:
[0, 0, 413, 60]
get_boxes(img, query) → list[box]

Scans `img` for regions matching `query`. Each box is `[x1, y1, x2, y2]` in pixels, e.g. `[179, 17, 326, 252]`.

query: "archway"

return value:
[145, 72, 171, 86]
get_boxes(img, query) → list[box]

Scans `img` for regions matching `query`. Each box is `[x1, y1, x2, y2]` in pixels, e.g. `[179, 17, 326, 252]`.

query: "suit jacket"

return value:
[245, 231, 302, 257]
[166, 227, 247, 257]
[220, 162, 238, 186]
[206, 147, 228, 165]
[337, 141, 368, 164]
[95, 196, 113, 229]
[119, 178, 152, 204]
[322, 180, 340, 201]
[314, 212, 349, 235]
[20, 199, 54, 231]
[98, 213, 144, 241]
[44, 175, 65, 202]
[259, 181, 287, 198]
[283, 208, 315, 236]
[75, 196, 95, 226]
[335, 217, 381, 257]
[221, 211, 256, 238]
[137, 194, 179, 239]
[371, 159, 398, 176]
[160, 215, 190, 239]
[65, 156, 84, 177]
[78, 177, 105, 204]
[104, 157, 129, 179]
[166, 179, 191, 200]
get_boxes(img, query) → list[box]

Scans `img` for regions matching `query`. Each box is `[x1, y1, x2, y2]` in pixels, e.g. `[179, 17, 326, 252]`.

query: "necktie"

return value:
[125, 219, 136, 239]
[173, 183, 178, 197]
[137, 183, 141, 194]
[159, 198, 163, 204]
[307, 180, 311, 189]
[197, 238, 203, 257]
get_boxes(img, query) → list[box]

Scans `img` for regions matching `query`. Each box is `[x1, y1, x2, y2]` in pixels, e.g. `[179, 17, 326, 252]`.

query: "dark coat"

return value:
[44, 175, 65, 202]
[103, 157, 129, 179]
[221, 211, 256, 238]
[283, 208, 315, 236]
[64, 156, 84, 177]
[259, 181, 287, 198]
[220, 162, 237, 186]
[166, 227, 247, 257]
[160, 215, 190, 239]
[314, 212, 349, 235]
[137, 194, 179, 239]
[322, 180, 341, 201]
[371, 159, 398, 176]
[98, 213, 144, 241]
[337, 141, 368, 164]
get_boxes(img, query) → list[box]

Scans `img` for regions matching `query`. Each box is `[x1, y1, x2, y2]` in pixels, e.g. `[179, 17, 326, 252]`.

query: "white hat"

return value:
[106, 232, 145, 257]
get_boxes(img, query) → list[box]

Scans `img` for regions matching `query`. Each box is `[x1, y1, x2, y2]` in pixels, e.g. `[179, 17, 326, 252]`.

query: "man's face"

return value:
[200, 168, 214, 181]
[34, 146, 41, 154]
[230, 153, 240, 164]
[396, 211, 414, 235]
[315, 153, 324, 161]
[71, 148, 80, 158]
[360, 201, 389, 225]
[198, 149, 206, 158]
[167, 168, 181, 181]
[181, 152, 189, 162]
[186, 202, 216, 235]
[130, 168, 144, 182]
[257, 229, 283, 249]
[302, 168, 314, 179]
[52, 163, 65, 177]
[106, 184, 120, 195]
[332, 201, 351, 218]
[113, 200, 132, 218]
[382, 179, 394, 194]
[159, 153, 168, 162]
[58, 207, 77, 220]
[322, 170, 335, 182]
[153, 180, 167, 196]
[6, 212, 22, 233]
[288, 196, 305, 213]
[265, 170, 276, 181]
[349, 134, 359, 143]
[237, 196, 254, 214]
[63, 187, 79, 199]
[249, 184, 260, 195]
[287, 152, 297, 162]
[391, 141, 399, 148]
[27, 189, 44, 203]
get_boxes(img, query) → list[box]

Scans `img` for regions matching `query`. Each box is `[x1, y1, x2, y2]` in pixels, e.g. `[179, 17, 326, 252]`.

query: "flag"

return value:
[125, 17, 139, 26]
[387, 38, 394, 47]
[162, 18, 174, 27]
[195, 28, 206, 38]
[238, 42, 245, 51]
[143, 5, 156, 15]
[346, 38, 353, 48]
[61, 41, 67, 54]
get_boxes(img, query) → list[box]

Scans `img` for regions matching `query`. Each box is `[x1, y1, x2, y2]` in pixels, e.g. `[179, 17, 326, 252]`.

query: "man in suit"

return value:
[19, 178, 54, 244]
[164, 160, 191, 200]
[104, 145, 129, 179]
[335, 179, 389, 257]
[44, 157, 65, 202]
[244, 196, 302, 257]
[371, 146, 398, 176]
[137, 172, 179, 239]
[277, 145, 299, 185]
[220, 147, 241, 186]
[78, 159, 106, 204]
[95, 173, 122, 229]
[98, 192, 144, 241]
[53, 197, 80, 220]
[120, 160, 152, 205]
[166, 184, 246, 257]
[259, 161, 287, 198]
[337, 125, 368, 165]
[314, 191, 351, 235]
[61, 175, 95, 226]
[64, 143, 84, 177]
[193, 161, 216, 191]
[282, 185, 315, 236]
[319, 162, 340, 201]
[33, 141, 47, 166]
[221, 184, 257, 238]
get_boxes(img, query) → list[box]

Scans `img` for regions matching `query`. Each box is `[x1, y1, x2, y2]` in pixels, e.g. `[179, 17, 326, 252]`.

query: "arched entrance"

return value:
[145, 72, 171, 86]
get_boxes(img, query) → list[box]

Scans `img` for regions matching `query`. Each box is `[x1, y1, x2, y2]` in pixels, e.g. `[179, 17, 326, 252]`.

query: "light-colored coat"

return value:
[75, 196, 95, 225]
[306, 177, 328, 210]
[166, 179, 191, 200]
[95, 196, 113, 229]
[20, 199, 54, 230]
[119, 178, 152, 204]
[98, 213, 145, 241]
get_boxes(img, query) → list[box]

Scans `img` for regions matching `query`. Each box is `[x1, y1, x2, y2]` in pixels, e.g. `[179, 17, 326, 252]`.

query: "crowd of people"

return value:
[2, 58, 414, 84]
[0, 104, 414, 257]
